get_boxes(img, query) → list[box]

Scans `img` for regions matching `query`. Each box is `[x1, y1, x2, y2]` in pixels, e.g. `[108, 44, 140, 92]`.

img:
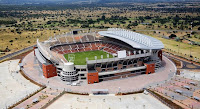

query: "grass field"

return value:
[64, 50, 113, 65]
[139, 31, 200, 61]
[0, 28, 70, 57]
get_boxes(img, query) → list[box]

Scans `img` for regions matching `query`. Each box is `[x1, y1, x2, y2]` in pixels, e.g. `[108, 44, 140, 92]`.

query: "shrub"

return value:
[169, 34, 177, 39]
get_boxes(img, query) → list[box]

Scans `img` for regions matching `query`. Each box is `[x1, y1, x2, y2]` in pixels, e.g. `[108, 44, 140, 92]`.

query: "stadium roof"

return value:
[98, 28, 164, 50]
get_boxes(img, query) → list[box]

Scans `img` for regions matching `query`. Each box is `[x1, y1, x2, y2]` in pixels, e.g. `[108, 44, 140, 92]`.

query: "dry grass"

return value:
[139, 31, 200, 60]
[0, 4, 199, 59]
[0, 28, 70, 57]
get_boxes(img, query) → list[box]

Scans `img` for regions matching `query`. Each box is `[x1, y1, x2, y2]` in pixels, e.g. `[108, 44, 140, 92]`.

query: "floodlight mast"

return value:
[61, 59, 65, 63]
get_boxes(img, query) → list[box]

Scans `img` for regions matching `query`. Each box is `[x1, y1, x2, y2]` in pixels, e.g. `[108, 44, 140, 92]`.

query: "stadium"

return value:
[34, 28, 164, 84]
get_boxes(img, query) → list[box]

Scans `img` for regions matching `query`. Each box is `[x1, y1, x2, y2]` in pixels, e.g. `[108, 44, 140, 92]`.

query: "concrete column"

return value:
[134, 51, 136, 55]
[139, 50, 141, 54]
[143, 50, 146, 54]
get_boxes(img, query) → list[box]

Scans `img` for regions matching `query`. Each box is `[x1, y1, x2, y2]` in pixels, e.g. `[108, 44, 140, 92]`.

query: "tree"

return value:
[173, 15, 180, 23]
[169, 34, 177, 39]
[138, 16, 145, 22]
[132, 22, 138, 26]
[101, 15, 106, 20]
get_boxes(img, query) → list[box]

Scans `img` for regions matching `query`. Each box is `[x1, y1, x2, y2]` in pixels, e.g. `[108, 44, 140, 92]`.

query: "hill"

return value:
[0, 0, 199, 5]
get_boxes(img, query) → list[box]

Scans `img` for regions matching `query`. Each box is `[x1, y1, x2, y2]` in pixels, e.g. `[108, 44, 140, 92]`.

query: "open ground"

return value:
[47, 93, 169, 109]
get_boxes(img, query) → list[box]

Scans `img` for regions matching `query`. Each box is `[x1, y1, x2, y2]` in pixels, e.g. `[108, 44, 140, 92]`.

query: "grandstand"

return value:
[34, 28, 164, 84]
[0, 59, 40, 108]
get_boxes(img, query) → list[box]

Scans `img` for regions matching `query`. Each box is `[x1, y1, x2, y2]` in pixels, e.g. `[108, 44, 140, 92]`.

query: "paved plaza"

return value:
[180, 69, 200, 81]
[47, 93, 170, 109]
[0, 59, 40, 109]
[152, 76, 200, 109]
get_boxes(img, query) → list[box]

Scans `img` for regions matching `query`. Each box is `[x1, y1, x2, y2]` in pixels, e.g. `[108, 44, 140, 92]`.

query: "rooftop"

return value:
[98, 28, 164, 50]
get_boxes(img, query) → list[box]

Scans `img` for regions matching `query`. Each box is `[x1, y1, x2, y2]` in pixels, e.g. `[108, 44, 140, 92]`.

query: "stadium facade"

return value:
[34, 28, 164, 84]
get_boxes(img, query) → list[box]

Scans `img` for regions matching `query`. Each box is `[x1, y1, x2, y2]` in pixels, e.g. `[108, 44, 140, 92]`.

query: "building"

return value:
[34, 28, 164, 84]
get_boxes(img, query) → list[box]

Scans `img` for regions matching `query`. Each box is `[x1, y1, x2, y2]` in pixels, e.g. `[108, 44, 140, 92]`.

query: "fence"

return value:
[145, 88, 183, 109]
[116, 88, 144, 95]
[163, 48, 200, 63]
[40, 90, 66, 109]
[8, 87, 46, 109]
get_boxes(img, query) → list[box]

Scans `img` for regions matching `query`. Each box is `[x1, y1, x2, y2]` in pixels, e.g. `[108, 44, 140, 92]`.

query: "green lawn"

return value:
[64, 50, 113, 65]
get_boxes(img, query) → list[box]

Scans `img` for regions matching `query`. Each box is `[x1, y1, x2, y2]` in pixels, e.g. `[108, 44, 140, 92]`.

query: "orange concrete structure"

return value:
[87, 72, 99, 84]
[42, 64, 57, 78]
[158, 50, 162, 61]
[144, 63, 155, 74]
[33, 46, 37, 56]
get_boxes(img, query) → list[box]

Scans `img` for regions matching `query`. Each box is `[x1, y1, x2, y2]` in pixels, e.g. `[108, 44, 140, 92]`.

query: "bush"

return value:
[175, 37, 180, 42]
[0, 20, 17, 25]
[169, 34, 177, 39]
[191, 31, 197, 35]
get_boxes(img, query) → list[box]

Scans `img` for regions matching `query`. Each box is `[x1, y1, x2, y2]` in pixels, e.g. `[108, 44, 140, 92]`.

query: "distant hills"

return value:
[0, 0, 199, 5]
[98, 0, 199, 3]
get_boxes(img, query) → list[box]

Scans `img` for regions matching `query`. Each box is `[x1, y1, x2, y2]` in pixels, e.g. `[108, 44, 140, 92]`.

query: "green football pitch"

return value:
[64, 50, 113, 65]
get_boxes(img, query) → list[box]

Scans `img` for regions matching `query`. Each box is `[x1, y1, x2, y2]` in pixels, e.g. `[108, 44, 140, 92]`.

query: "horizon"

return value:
[1, 0, 200, 5]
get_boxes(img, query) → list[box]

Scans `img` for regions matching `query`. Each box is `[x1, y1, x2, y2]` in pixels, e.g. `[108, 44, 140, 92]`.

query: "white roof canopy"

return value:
[98, 28, 164, 50]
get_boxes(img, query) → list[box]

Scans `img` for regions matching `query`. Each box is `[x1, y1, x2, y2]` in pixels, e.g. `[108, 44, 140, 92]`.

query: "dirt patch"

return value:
[170, 58, 182, 68]
[148, 89, 183, 109]
[9, 49, 34, 62]
[186, 64, 197, 69]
